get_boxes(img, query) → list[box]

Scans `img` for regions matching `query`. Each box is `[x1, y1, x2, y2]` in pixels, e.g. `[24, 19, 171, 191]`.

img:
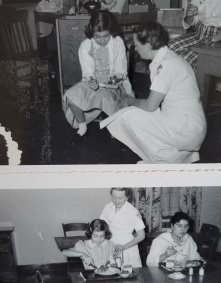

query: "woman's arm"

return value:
[122, 90, 165, 112]
[115, 229, 145, 252]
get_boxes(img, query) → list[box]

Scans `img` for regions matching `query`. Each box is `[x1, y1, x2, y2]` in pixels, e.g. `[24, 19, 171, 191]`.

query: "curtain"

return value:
[131, 187, 202, 233]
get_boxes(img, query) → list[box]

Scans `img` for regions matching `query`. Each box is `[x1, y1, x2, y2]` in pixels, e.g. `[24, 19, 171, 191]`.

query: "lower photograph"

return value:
[0, 186, 220, 283]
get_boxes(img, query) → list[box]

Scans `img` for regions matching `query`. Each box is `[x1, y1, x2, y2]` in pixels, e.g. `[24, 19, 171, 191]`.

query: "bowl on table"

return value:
[118, 271, 130, 278]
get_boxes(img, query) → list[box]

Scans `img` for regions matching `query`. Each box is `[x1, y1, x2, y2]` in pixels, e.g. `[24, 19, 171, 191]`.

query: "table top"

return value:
[68, 262, 221, 283]
[191, 43, 221, 57]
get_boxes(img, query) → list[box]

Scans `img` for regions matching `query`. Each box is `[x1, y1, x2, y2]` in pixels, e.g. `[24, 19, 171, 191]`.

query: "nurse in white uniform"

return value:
[100, 20, 207, 164]
[100, 188, 145, 267]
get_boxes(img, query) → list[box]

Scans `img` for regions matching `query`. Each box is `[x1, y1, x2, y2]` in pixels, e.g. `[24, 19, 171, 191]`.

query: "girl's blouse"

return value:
[74, 239, 115, 269]
[182, 0, 221, 28]
[78, 36, 128, 82]
[146, 231, 201, 266]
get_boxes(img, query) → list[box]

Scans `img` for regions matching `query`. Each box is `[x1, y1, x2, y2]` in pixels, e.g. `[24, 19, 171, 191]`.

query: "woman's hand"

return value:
[115, 244, 126, 252]
[186, 4, 198, 17]
[88, 77, 99, 91]
[119, 97, 130, 108]
[165, 246, 177, 257]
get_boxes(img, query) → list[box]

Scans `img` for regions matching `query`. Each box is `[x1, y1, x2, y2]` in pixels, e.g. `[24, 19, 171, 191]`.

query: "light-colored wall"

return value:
[0, 188, 111, 266]
[154, 0, 171, 9]
[0, 187, 220, 266]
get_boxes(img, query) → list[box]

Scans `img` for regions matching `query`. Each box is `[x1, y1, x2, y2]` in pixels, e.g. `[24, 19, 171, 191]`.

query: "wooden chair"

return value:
[191, 223, 220, 262]
[62, 222, 89, 271]
[199, 223, 220, 261]
[0, 9, 53, 99]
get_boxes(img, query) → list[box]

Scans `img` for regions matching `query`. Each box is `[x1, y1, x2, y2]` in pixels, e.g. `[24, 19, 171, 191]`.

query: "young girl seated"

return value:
[62, 219, 116, 269]
[63, 10, 134, 136]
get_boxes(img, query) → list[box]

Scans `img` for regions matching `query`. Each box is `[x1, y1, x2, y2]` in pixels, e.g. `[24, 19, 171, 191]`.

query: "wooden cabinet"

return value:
[56, 15, 90, 107]
[0, 230, 17, 282]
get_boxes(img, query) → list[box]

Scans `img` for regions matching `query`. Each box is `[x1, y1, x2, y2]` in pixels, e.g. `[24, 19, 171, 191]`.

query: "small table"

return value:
[69, 263, 221, 283]
[192, 43, 221, 112]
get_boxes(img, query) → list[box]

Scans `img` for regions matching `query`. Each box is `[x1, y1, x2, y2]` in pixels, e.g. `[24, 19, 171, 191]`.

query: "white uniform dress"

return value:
[146, 231, 201, 266]
[63, 36, 134, 129]
[100, 47, 207, 164]
[100, 201, 145, 267]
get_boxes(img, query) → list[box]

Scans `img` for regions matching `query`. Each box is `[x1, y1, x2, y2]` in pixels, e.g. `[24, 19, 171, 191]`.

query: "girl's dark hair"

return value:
[85, 219, 112, 239]
[171, 212, 191, 225]
[136, 20, 169, 50]
[110, 187, 130, 197]
[85, 10, 120, 39]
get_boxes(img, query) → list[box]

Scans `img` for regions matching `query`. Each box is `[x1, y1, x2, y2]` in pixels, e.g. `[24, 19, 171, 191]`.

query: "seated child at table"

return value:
[62, 219, 116, 269]
[146, 212, 202, 266]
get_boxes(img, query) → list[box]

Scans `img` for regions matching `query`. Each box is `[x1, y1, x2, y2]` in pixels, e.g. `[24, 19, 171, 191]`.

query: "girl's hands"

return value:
[119, 97, 130, 108]
[186, 4, 198, 17]
[165, 246, 177, 258]
[81, 254, 95, 266]
[88, 77, 99, 91]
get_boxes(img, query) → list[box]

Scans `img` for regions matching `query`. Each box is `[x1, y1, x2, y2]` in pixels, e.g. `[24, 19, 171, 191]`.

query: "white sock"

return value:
[77, 122, 87, 136]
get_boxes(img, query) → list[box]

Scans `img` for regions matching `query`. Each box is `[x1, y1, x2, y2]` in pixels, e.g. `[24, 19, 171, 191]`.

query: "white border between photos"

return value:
[0, 164, 221, 189]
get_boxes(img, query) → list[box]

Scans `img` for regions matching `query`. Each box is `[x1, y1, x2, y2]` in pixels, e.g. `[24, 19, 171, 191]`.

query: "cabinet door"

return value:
[57, 18, 88, 96]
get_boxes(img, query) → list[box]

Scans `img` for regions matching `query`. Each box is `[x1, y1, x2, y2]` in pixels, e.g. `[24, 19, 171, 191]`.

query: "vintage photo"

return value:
[0, 186, 220, 282]
[1, 0, 221, 165]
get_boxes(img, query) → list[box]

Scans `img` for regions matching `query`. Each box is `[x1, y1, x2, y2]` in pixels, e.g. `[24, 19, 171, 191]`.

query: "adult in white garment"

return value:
[100, 20, 207, 164]
[100, 188, 145, 267]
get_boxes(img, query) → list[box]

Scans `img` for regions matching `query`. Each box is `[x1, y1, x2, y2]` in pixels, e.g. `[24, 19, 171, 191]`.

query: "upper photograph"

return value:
[1, 0, 221, 165]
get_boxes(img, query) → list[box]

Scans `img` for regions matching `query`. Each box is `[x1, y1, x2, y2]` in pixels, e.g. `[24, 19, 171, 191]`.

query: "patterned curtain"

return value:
[131, 187, 202, 233]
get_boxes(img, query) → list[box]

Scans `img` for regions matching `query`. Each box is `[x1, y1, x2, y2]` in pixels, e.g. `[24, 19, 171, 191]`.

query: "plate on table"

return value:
[82, 270, 137, 281]
[94, 267, 120, 277]
[168, 272, 186, 280]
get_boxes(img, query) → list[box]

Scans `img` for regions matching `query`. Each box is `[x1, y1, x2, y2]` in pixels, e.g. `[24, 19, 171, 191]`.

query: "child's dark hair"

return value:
[85, 10, 120, 39]
[85, 219, 112, 239]
[171, 212, 191, 225]
[136, 20, 169, 50]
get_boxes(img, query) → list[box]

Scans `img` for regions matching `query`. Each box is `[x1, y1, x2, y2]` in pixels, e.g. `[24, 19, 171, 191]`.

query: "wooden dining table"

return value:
[68, 262, 221, 283]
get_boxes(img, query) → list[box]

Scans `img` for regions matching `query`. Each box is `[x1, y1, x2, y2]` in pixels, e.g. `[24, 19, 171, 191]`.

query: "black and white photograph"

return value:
[0, 186, 221, 282]
[1, 0, 221, 165]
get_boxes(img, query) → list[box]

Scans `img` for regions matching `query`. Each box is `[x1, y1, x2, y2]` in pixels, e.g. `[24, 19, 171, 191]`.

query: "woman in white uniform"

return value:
[100, 187, 145, 267]
[100, 20, 207, 164]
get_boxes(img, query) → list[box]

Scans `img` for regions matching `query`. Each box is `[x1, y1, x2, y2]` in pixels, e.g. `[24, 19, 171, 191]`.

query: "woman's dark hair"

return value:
[85, 219, 112, 239]
[171, 212, 191, 225]
[85, 10, 120, 39]
[110, 187, 130, 197]
[136, 20, 169, 50]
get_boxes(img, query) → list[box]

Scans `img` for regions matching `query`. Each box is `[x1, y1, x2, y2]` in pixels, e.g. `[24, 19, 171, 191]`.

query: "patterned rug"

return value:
[0, 60, 52, 165]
